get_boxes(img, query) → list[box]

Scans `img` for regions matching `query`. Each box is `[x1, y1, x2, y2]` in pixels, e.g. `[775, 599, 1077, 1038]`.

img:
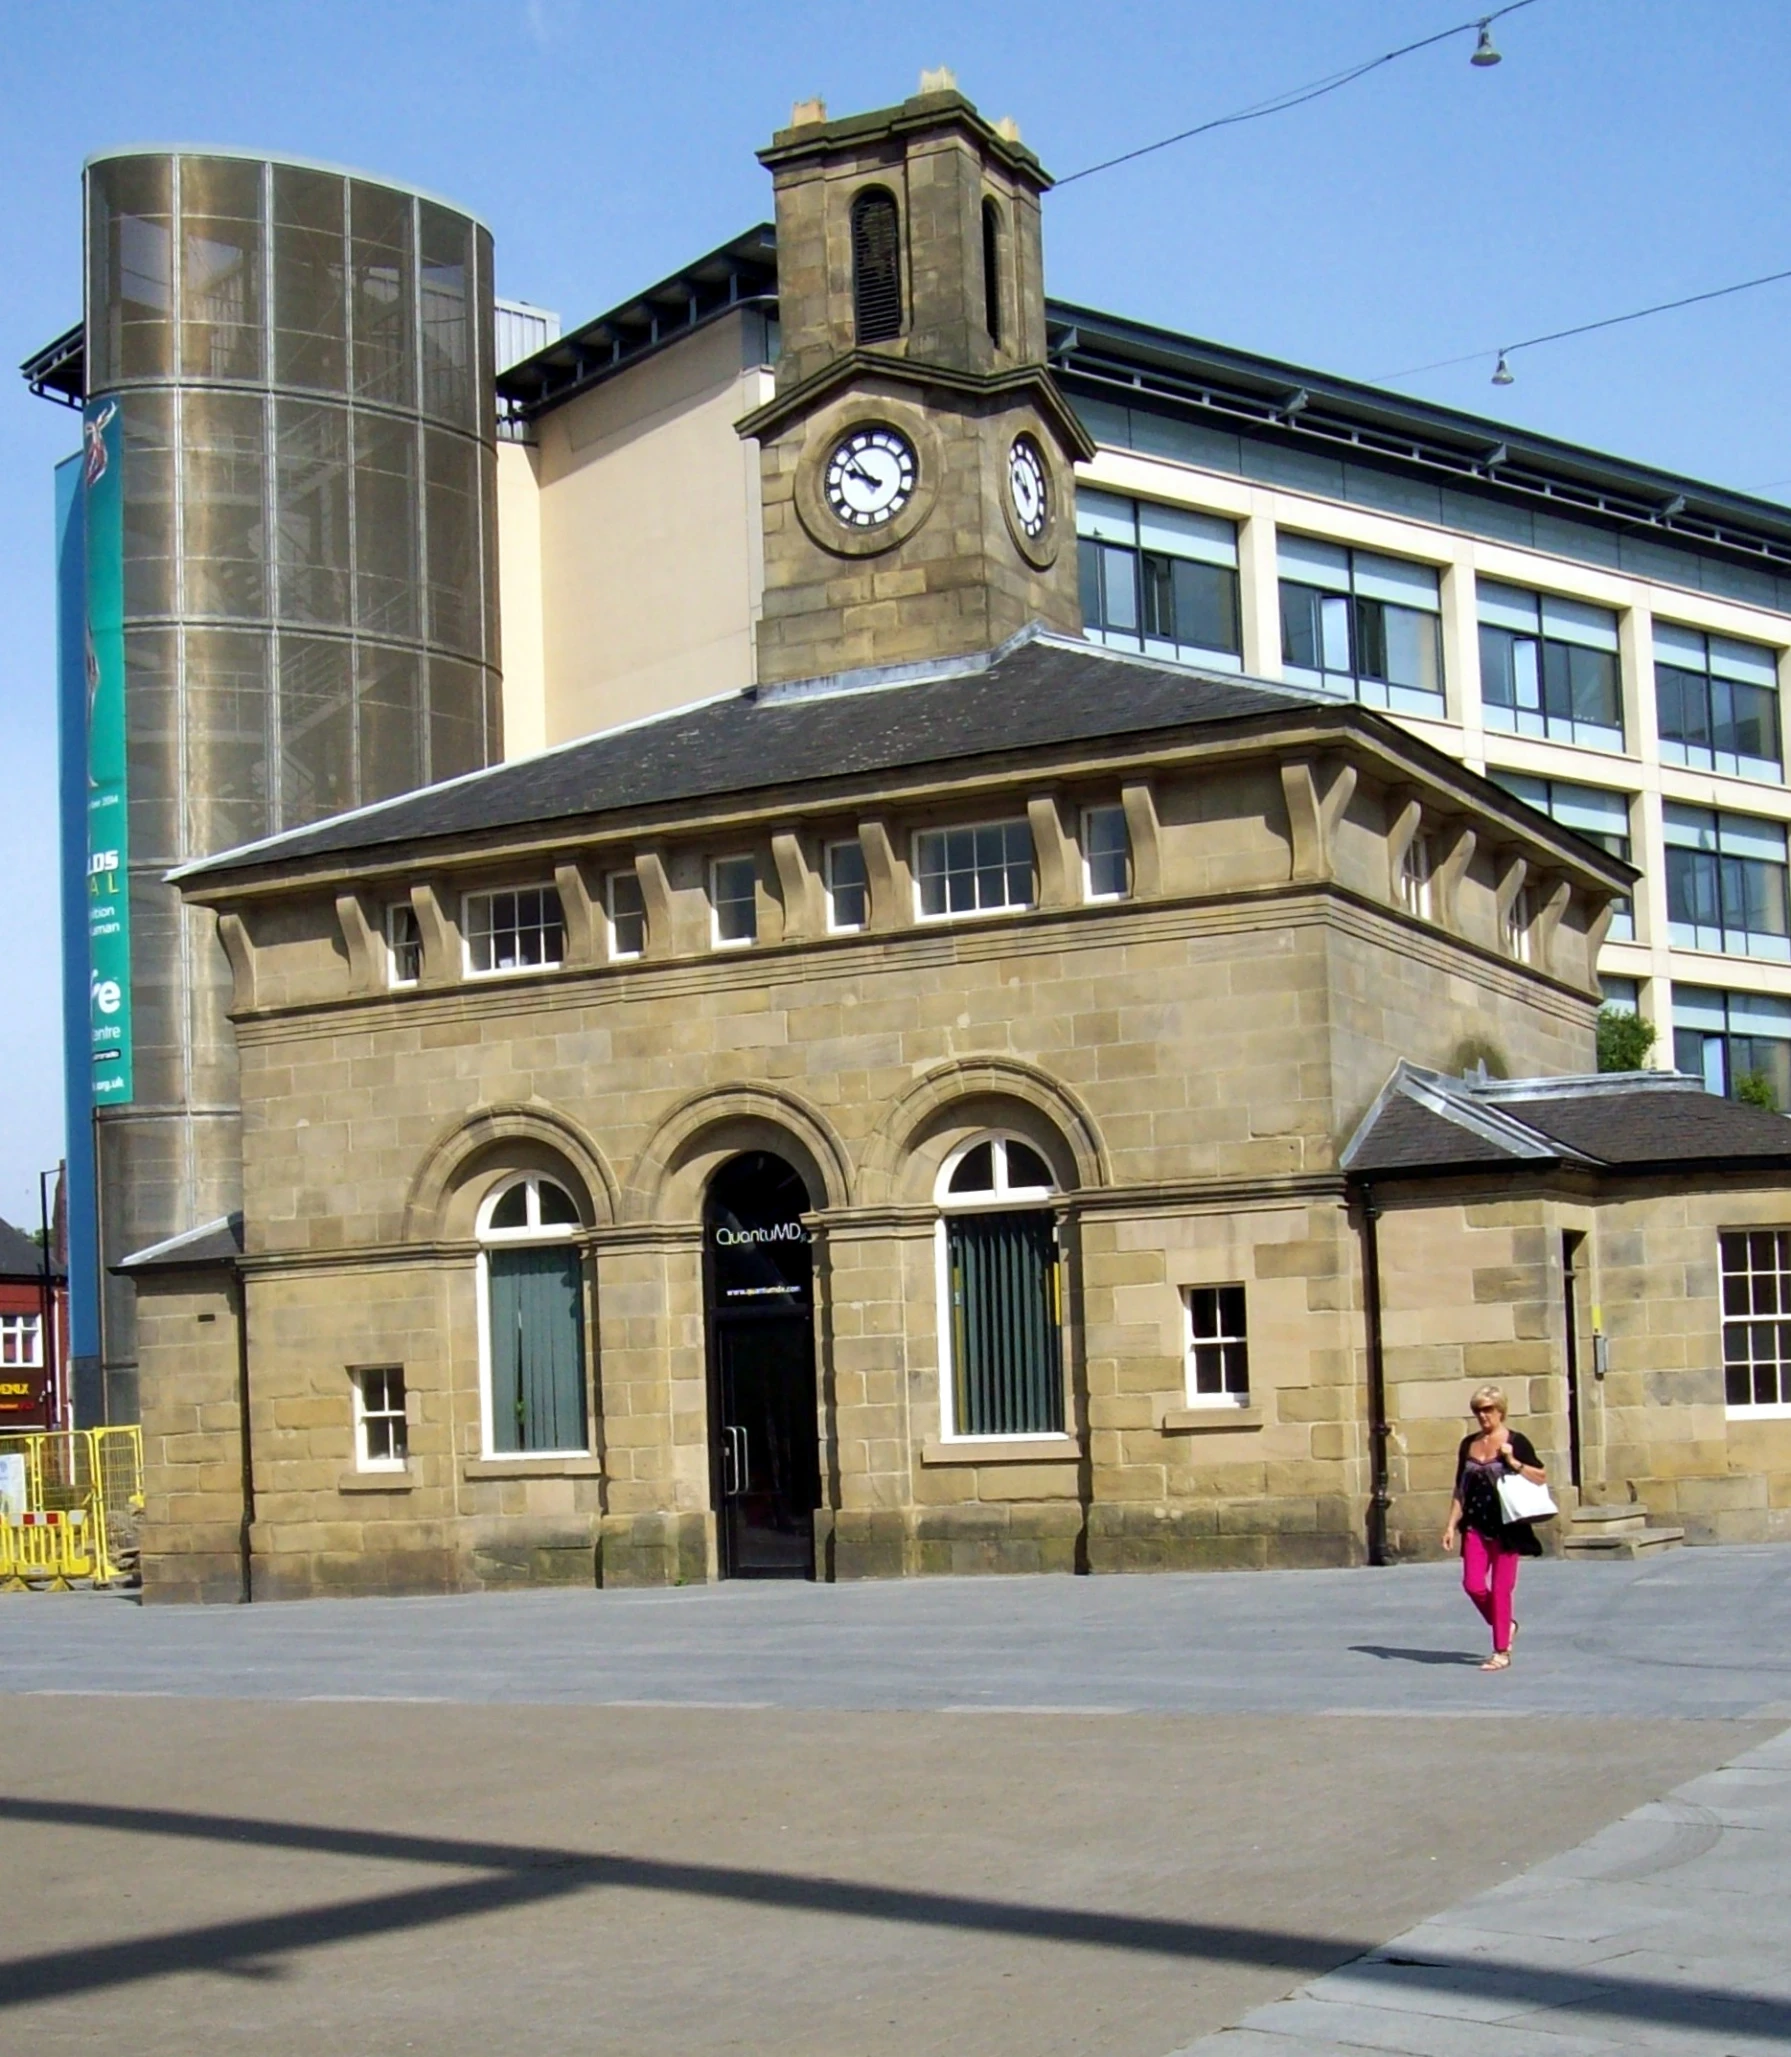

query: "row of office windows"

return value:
[383, 807, 1136, 986]
[1077, 491, 1787, 775]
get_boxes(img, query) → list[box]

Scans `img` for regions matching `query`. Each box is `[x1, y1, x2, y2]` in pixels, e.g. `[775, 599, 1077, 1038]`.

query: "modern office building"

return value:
[28, 150, 502, 1423]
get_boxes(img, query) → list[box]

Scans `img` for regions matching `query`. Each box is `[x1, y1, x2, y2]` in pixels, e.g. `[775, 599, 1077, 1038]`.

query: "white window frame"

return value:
[386, 901, 423, 988]
[351, 1363, 409, 1471]
[474, 1173, 590, 1460]
[0, 1312, 43, 1370]
[1081, 803, 1131, 903]
[1184, 1284, 1250, 1408]
[1401, 833, 1434, 920]
[461, 884, 565, 979]
[1721, 1228, 1791, 1419]
[932, 1132, 1062, 1442]
[1504, 883, 1536, 964]
[824, 838, 869, 933]
[912, 819, 1035, 922]
[710, 855, 759, 949]
[606, 868, 647, 960]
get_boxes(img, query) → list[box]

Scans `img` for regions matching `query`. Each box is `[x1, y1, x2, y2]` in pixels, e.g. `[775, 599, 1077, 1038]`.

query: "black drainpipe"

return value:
[1357, 1180, 1391, 1567]
[233, 1265, 255, 1603]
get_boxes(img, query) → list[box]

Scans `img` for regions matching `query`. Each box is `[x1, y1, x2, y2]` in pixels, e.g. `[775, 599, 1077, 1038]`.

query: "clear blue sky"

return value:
[2, 0, 1788, 1229]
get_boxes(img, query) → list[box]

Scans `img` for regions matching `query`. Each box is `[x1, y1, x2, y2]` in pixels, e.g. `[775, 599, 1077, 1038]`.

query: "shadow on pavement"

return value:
[1349, 1645, 1484, 1667]
[0, 1793, 1784, 2043]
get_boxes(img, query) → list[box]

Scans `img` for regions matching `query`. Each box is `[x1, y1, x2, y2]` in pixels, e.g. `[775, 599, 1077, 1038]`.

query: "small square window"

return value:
[0, 1314, 42, 1369]
[712, 856, 758, 947]
[607, 870, 646, 959]
[353, 1365, 408, 1470]
[463, 886, 565, 976]
[914, 820, 1034, 919]
[826, 839, 868, 931]
[1082, 804, 1130, 901]
[387, 902, 423, 986]
[1186, 1285, 1249, 1404]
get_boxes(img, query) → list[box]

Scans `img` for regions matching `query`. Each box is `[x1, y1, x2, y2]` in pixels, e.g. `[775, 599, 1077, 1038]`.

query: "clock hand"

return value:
[845, 459, 881, 488]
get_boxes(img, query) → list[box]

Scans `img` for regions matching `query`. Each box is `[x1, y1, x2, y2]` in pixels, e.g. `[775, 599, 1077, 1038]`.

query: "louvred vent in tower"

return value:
[851, 189, 902, 344]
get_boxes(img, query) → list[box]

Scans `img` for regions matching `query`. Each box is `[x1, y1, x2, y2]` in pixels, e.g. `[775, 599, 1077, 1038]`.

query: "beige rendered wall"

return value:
[503, 311, 773, 748]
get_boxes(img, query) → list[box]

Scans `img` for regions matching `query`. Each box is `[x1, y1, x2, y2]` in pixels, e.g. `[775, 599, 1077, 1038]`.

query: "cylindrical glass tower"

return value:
[83, 150, 501, 1420]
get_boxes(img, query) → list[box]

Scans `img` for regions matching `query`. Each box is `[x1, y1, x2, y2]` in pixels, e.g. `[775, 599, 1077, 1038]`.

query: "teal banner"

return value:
[83, 399, 131, 1106]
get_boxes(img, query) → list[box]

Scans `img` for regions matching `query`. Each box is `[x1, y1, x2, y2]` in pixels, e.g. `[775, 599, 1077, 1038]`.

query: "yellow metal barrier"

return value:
[0, 1427, 143, 1589]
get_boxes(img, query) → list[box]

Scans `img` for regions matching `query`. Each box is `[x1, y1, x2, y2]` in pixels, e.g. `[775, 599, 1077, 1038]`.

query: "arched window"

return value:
[980, 197, 1003, 345]
[477, 1173, 588, 1456]
[936, 1134, 1063, 1438]
[851, 188, 903, 344]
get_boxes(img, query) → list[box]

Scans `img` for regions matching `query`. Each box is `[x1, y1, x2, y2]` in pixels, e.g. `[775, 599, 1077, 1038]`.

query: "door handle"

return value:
[721, 1425, 739, 1497]
[735, 1424, 749, 1493]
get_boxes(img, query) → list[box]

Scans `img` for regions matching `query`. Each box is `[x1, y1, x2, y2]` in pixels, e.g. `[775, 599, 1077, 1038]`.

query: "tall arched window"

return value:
[936, 1134, 1063, 1438]
[851, 188, 903, 344]
[980, 197, 1003, 345]
[477, 1173, 588, 1456]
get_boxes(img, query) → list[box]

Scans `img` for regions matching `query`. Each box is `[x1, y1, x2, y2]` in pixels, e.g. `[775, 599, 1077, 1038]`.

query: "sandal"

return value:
[1481, 1652, 1511, 1671]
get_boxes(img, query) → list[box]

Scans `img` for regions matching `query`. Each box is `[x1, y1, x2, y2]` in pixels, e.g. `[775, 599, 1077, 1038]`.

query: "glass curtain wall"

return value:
[81, 150, 499, 1416]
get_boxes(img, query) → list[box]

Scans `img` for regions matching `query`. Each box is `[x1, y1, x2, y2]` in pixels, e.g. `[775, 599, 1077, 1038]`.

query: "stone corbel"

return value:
[553, 859, 602, 968]
[1120, 780, 1162, 898]
[334, 889, 386, 997]
[858, 817, 906, 930]
[409, 880, 459, 987]
[1533, 873, 1572, 975]
[1028, 794, 1075, 909]
[634, 847, 676, 959]
[1385, 786, 1423, 905]
[1585, 894, 1619, 961]
[215, 911, 257, 1015]
[1494, 849, 1530, 954]
[1280, 757, 1358, 886]
[1435, 824, 1477, 932]
[771, 830, 818, 942]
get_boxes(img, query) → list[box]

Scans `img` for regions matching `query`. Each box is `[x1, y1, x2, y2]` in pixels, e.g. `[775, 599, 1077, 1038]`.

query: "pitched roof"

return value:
[0, 1219, 57, 1282]
[172, 629, 1634, 887]
[115, 1215, 243, 1274]
[1346, 1064, 1791, 1179]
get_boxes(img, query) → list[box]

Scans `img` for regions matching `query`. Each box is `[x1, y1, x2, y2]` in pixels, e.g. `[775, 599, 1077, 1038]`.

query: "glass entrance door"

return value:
[704, 1152, 819, 1579]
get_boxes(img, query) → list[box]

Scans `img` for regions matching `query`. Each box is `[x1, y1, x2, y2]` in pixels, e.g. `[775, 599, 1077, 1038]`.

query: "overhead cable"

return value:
[1052, 0, 1538, 190]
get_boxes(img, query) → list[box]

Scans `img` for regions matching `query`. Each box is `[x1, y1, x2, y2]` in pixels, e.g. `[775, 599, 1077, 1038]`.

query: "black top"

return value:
[1454, 1429, 1545, 1557]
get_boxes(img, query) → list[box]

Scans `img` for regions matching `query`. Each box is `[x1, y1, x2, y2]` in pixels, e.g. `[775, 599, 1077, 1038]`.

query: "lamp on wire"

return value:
[1491, 351, 1515, 386]
[1470, 20, 1502, 66]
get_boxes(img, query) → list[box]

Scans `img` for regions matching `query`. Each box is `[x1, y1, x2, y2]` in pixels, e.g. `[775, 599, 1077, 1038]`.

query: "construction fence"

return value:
[0, 1426, 143, 1589]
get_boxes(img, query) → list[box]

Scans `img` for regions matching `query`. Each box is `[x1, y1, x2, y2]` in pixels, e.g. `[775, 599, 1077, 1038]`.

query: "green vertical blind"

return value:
[488, 1245, 586, 1453]
[948, 1211, 1063, 1436]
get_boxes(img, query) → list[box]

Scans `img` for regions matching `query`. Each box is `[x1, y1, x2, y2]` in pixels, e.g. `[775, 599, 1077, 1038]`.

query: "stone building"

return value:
[124, 82, 1791, 1599]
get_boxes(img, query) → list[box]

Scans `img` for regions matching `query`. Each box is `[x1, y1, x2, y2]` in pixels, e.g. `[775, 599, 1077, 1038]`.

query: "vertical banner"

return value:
[84, 399, 132, 1105]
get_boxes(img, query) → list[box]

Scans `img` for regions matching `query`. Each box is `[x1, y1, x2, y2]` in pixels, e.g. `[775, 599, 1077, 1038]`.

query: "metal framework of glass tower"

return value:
[75, 149, 501, 1422]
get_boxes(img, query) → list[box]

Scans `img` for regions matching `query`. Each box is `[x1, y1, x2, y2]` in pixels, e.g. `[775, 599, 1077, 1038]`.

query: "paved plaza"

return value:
[0, 1551, 1787, 2053]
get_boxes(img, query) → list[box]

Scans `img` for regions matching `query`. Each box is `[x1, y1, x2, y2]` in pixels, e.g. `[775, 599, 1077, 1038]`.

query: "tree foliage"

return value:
[1596, 1005, 1657, 1074]
[1736, 1068, 1781, 1113]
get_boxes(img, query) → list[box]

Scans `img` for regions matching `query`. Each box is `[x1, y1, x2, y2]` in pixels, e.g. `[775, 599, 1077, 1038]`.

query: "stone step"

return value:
[1561, 1523, 1685, 1558]
[1569, 1503, 1650, 1529]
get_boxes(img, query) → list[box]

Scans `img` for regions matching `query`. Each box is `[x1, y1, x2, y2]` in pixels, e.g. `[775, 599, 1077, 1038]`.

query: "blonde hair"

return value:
[1470, 1384, 1508, 1417]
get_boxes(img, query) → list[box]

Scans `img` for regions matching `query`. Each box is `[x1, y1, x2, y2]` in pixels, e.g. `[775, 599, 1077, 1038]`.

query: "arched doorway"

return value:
[704, 1151, 819, 1578]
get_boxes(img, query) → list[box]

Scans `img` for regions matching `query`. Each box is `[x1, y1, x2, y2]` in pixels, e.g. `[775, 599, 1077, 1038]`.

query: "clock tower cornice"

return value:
[736, 347, 1096, 464]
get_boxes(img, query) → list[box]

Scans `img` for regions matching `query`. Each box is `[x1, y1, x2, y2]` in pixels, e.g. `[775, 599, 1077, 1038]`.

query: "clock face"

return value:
[824, 426, 917, 528]
[1008, 435, 1048, 538]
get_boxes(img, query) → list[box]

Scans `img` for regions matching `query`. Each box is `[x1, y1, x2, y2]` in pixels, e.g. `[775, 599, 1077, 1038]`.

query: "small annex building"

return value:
[127, 82, 1791, 1600]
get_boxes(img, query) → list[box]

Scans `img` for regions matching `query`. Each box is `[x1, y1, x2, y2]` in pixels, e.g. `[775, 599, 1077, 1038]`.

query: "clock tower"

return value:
[740, 74, 1094, 686]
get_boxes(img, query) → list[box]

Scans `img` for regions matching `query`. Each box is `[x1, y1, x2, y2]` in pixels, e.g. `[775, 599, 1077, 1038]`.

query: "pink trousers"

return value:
[1462, 1529, 1520, 1654]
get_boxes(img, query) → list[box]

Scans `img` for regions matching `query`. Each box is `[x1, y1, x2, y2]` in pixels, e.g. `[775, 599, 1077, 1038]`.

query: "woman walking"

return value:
[1442, 1384, 1547, 1671]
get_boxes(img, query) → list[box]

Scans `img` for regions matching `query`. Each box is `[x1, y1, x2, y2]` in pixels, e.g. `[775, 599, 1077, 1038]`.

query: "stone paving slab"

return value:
[1172, 1733, 1791, 2056]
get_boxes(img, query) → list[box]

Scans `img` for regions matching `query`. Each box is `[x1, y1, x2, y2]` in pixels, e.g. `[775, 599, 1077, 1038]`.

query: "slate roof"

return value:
[0, 1219, 58, 1282]
[1346, 1064, 1791, 1179]
[116, 1215, 243, 1274]
[173, 630, 1632, 887]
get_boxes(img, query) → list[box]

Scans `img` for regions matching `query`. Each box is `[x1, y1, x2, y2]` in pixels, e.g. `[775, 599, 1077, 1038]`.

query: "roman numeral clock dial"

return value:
[824, 426, 917, 528]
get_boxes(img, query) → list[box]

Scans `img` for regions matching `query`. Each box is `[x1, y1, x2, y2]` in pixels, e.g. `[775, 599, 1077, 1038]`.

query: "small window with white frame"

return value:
[1400, 832, 1434, 919]
[1504, 882, 1536, 963]
[1721, 1230, 1791, 1416]
[1082, 803, 1131, 901]
[0, 1313, 42, 1368]
[1186, 1285, 1249, 1405]
[387, 902, 423, 987]
[711, 856, 758, 947]
[914, 820, 1033, 920]
[607, 869, 647, 959]
[352, 1364, 408, 1470]
[825, 839, 868, 932]
[463, 885, 565, 976]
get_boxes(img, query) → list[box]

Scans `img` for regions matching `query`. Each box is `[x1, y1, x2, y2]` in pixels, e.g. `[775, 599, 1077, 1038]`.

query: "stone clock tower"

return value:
[740, 74, 1095, 686]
